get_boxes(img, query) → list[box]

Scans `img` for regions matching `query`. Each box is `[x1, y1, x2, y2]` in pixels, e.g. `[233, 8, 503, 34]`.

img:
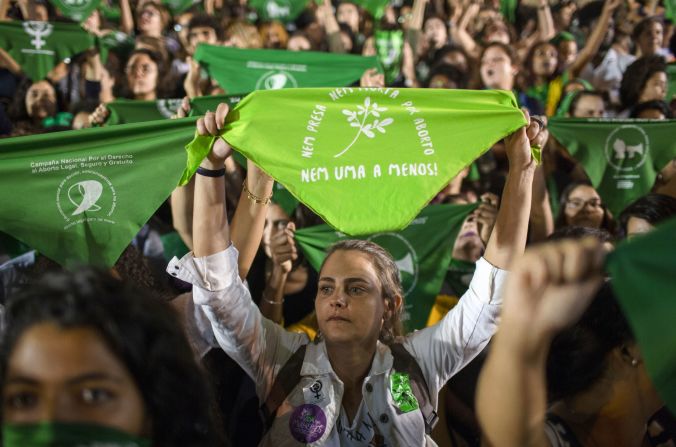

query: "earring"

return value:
[631, 358, 638, 367]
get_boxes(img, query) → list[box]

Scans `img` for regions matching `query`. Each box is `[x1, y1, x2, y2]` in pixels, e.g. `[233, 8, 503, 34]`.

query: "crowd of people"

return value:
[0, 0, 675, 445]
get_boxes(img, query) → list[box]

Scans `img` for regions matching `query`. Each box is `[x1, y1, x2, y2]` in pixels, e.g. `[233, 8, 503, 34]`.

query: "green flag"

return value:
[548, 118, 676, 217]
[105, 95, 244, 125]
[162, 0, 199, 14]
[0, 118, 199, 267]
[606, 217, 676, 414]
[249, 0, 308, 23]
[0, 21, 94, 81]
[97, 30, 135, 64]
[667, 64, 676, 104]
[666, 0, 676, 20]
[375, 29, 403, 85]
[500, 0, 518, 23]
[353, 0, 390, 19]
[186, 88, 526, 235]
[51, 0, 101, 22]
[295, 203, 478, 331]
[194, 44, 380, 95]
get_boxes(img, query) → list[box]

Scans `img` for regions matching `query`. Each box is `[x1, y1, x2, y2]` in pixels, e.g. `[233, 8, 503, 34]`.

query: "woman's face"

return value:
[315, 250, 388, 346]
[481, 46, 515, 89]
[3, 323, 147, 434]
[25, 81, 57, 120]
[484, 21, 510, 44]
[125, 53, 158, 97]
[337, 3, 360, 33]
[262, 204, 291, 258]
[451, 215, 484, 262]
[571, 94, 606, 118]
[138, 5, 163, 36]
[263, 26, 285, 49]
[639, 71, 667, 103]
[287, 35, 311, 51]
[564, 185, 605, 229]
[638, 22, 663, 56]
[423, 18, 447, 49]
[532, 43, 558, 77]
[558, 40, 578, 67]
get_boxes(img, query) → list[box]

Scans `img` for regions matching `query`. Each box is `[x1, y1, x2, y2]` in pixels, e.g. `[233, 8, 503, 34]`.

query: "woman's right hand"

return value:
[88, 103, 110, 126]
[270, 222, 297, 274]
[196, 103, 232, 169]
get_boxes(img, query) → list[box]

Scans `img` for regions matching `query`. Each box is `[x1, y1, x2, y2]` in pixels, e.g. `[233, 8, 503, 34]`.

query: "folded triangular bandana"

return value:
[0, 118, 198, 267]
[186, 88, 525, 235]
[606, 217, 676, 414]
[194, 44, 380, 95]
[295, 203, 478, 330]
[0, 20, 94, 81]
[51, 0, 101, 22]
[353, 0, 390, 18]
[105, 95, 244, 125]
[548, 118, 676, 216]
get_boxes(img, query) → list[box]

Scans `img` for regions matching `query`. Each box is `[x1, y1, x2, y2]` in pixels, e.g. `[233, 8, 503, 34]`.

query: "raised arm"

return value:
[536, 0, 555, 41]
[476, 239, 604, 447]
[316, 0, 345, 53]
[119, 0, 135, 36]
[568, 0, 621, 79]
[406, 0, 428, 60]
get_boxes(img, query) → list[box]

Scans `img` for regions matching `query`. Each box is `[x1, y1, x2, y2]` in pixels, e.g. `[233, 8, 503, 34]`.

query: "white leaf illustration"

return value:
[350, 122, 361, 127]
[372, 110, 380, 118]
[362, 125, 375, 138]
[364, 97, 371, 107]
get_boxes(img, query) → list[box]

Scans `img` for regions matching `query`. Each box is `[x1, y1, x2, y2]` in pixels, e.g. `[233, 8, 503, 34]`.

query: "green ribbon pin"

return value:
[390, 372, 419, 413]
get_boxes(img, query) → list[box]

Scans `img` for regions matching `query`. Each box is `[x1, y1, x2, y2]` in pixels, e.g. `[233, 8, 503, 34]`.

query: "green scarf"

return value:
[0, 20, 94, 81]
[3, 422, 151, 447]
[51, 0, 101, 22]
[248, 0, 309, 23]
[295, 203, 479, 330]
[194, 44, 381, 95]
[353, 0, 390, 19]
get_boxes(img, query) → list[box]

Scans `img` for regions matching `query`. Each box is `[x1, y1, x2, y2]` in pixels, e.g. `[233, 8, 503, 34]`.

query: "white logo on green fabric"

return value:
[23, 21, 53, 50]
[335, 97, 393, 158]
[57, 170, 117, 228]
[62, 0, 95, 12]
[265, 0, 291, 19]
[604, 125, 650, 172]
[367, 233, 418, 296]
[156, 99, 183, 118]
[256, 70, 298, 90]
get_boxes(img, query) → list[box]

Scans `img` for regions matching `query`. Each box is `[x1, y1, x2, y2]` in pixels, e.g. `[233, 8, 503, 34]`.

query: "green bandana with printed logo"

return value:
[97, 30, 135, 63]
[606, 217, 676, 414]
[249, 0, 308, 23]
[375, 29, 403, 85]
[186, 88, 526, 235]
[294, 203, 479, 330]
[0, 118, 199, 267]
[194, 44, 380, 95]
[51, 0, 101, 22]
[3, 422, 151, 447]
[0, 21, 94, 81]
[548, 118, 676, 217]
[105, 95, 245, 125]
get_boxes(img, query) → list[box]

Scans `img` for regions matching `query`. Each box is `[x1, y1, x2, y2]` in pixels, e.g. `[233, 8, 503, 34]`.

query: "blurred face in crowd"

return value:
[125, 53, 158, 99]
[262, 204, 291, 258]
[483, 20, 510, 44]
[532, 43, 558, 78]
[439, 50, 468, 73]
[175, 13, 193, 50]
[337, 3, 360, 33]
[564, 185, 605, 228]
[3, 323, 147, 434]
[361, 36, 376, 56]
[452, 214, 484, 262]
[316, 250, 388, 346]
[340, 31, 353, 52]
[188, 26, 218, 55]
[637, 21, 663, 56]
[287, 34, 311, 51]
[558, 40, 578, 68]
[25, 81, 57, 120]
[138, 5, 163, 36]
[424, 17, 447, 50]
[428, 73, 457, 89]
[638, 71, 667, 103]
[571, 94, 606, 118]
[263, 25, 286, 49]
[556, 2, 576, 29]
[481, 45, 516, 90]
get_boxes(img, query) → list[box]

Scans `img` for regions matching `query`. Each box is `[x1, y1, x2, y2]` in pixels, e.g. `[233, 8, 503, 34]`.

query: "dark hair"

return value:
[524, 40, 562, 85]
[547, 225, 614, 244]
[554, 180, 617, 235]
[433, 44, 471, 68]
[568, 90, 606, 116]
[0, 269, 225, 446]
[577, 0, 604, 29]
[632, 16, 663, 41]
[547, 282, 634, 401]
[620, 55, 667, 109]
[319, 240, 405, 343]
[629, 100, 673, 118]
[8, 77, 64, 121]
[121, 49, 170, 99]
[188, 13, 223, 40]
[619, 193, 676, 237]
[426, 63, 468, 89]
[480, 41, 516, 65]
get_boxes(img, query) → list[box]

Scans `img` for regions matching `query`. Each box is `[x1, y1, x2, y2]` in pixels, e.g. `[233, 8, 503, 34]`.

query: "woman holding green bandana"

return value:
[169, 103, 546, 446]
[0, 269, 225, 447]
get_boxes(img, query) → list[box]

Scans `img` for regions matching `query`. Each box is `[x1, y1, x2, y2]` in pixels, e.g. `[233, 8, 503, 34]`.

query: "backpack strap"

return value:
[389, 342, 439, 435]
[260, 343, 307, 430]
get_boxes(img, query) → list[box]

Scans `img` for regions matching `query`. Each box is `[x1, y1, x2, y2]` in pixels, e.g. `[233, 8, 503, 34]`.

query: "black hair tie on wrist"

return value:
[196, 166, 226, 177]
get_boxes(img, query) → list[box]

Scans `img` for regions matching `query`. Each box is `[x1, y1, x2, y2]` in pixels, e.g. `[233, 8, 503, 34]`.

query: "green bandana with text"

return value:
[548, 118, 676, 217]
[295, 203, 479, 331]
[186, 88, 526, 235]
[0, 20, 94, 81]
[0, 118, 199, 267]
[249, 0, 308, 22]
[50, 0, 101, 22]
[194, 44, 380, 95]
[105, 95, 245, 125]
[606, 217, 676, 414]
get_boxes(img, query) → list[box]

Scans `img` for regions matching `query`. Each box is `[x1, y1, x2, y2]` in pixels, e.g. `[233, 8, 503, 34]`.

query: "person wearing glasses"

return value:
[554, 181, 616, 235]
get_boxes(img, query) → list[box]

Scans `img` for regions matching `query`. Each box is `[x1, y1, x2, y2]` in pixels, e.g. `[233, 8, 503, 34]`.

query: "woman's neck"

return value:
[326, 342, 376, 391]
[134, 91, 156, 101]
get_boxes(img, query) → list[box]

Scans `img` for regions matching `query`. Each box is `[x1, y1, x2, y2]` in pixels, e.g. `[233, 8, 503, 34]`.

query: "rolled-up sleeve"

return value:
[167, 245, 307, 400]
[405, 257, 507, 398]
